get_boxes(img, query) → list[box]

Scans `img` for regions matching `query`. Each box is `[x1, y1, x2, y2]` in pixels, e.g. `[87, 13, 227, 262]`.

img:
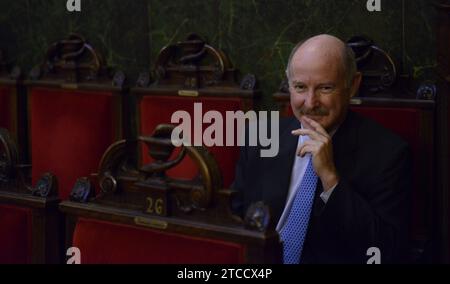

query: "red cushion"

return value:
[72, 218, 246, 264]
[30, 87, 117, 199]
[0, 204, 32, 264]
[139, 96, 249, 187]
[0, 86, 12, 130]
[351, 107, 420, 153]
[350, 106, 425, 236]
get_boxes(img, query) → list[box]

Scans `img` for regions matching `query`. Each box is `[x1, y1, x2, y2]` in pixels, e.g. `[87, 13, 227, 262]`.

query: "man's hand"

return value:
[292, 116, 339, 192]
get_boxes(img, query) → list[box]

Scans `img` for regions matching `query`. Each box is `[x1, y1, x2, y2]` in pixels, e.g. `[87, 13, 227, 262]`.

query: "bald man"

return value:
[232, 35, 411, 263]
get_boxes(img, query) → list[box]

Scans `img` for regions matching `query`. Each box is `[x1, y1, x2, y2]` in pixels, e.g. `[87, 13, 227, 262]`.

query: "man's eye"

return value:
[294, 85, 306, 92]
[320, 86, 334, 93]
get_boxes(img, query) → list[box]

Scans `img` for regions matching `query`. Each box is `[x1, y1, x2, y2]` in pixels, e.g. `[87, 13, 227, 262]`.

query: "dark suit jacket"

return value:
[231, 110, 412, 263]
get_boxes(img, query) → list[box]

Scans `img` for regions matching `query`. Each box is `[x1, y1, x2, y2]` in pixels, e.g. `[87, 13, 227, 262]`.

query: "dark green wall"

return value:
[0, 0, 437, 109]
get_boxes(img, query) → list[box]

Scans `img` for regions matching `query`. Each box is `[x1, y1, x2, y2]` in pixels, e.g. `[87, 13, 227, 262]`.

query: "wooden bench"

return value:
[60, 124, 281, 264]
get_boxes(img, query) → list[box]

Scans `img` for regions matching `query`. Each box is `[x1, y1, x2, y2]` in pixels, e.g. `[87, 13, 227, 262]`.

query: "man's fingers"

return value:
[298, 145, 315, 157]
[302, 116, 329, 137]
[297, 141, 318, 157]
[300, 116, 314, 130]
[292, 129, 327, 142]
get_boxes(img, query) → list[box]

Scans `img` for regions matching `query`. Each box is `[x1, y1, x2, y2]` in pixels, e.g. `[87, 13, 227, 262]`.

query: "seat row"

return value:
[0, 33, 436, 263]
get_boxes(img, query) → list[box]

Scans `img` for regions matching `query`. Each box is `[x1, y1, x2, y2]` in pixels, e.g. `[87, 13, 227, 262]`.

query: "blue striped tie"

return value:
[280, 158, 318, 264]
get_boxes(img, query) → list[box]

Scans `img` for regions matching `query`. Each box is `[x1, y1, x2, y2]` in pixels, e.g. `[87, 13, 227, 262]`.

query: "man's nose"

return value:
[304, 90, 319, 108]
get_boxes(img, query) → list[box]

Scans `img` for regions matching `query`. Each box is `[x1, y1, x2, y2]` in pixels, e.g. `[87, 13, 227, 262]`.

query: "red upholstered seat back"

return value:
[30, 87, 117, 199]
[0, 204, 32, 264]
[72, 218, 245, 264]
[139, 96, 249, 187]
[350, 106, 428, 237]
[351, 107, 420, 153]
[1, 87, 33, 264]
[0, 86, 12, 130]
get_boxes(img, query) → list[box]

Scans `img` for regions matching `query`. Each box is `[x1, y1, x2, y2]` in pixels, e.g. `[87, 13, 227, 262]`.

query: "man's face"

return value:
[289, 50, 355, 132]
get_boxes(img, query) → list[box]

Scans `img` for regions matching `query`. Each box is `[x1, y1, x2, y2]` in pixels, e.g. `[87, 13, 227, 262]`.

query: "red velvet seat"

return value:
[26, 34, 124, 200]
[72, 218, 245, 264]
[135, 34, 257, 188]
[0, 35, 124, 263]
[0, 59, 35, 264]
[350, 106, 420, 150]
[29, 87, 118, 200]
[0, 204, 32, 264]
[63, 34, 262, 264]
[60, 126, 280, 264]
[139, 95, 250, 187]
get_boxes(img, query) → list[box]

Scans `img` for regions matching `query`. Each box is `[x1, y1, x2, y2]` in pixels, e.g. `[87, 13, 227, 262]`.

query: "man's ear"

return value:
[349, 72, 362, 98]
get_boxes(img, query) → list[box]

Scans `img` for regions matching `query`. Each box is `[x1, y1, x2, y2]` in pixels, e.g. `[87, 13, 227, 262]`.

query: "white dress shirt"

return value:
[276, 128, 337, 232]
